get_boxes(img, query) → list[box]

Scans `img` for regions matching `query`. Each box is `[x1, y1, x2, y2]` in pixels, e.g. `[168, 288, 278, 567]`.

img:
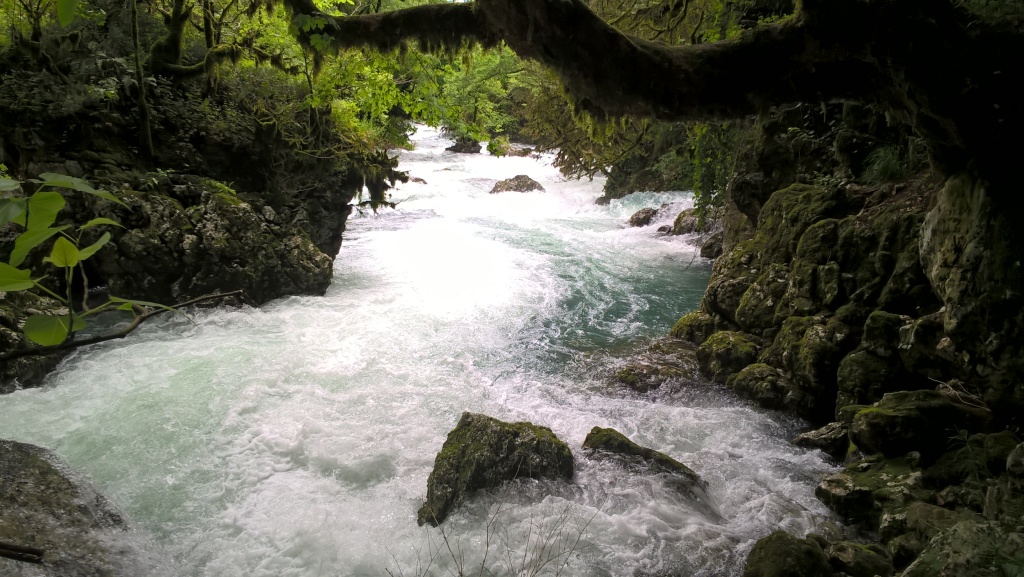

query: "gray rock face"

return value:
[0, 439, 149, 576]
[792, 422, 849, 460]
[417, 412, 574, 526]
[489, 174, 545, 194]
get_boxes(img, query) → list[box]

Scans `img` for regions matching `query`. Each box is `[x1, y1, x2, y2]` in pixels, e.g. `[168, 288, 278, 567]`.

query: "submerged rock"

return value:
[0, 439, 143, 576]
[417, 412, 573, 526]
[582, 426, 720, 520]
[489, 174, 545, 194]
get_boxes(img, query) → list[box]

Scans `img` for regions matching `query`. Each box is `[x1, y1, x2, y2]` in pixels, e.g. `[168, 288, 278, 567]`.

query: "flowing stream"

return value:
[0, 126, 837, 577]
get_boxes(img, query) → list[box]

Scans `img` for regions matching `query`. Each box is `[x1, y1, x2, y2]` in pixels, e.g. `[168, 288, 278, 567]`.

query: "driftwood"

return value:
[0, 539, 44, 563]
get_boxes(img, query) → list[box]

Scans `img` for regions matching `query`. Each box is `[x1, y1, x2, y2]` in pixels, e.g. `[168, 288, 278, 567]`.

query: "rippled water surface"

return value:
[0, 127, 836, 576]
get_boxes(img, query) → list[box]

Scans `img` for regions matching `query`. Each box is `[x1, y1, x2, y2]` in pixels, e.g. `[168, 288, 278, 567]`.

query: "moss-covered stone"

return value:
[670, 310, 720, 345]
[742, 530, 834, 577]
[736, 263, 790, 334]
[583, 426, 702, 484]
[728, 363, 790, 410]
[417, 412, 573, 526]
[628, 207, 659, 227]
[836, 349, 903, 408]
[696, 330, 760, 384]
[901, 521, 1024, 577]
[672, 208, 698, 235]
[815, 457, 932, 526]
[849, 390, 993, 462]
[824, 541, 894, 577]
[923, 430, 1020, 489]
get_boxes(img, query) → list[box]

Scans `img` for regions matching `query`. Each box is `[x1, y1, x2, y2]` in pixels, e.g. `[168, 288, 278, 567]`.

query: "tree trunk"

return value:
[131, 0, 155, 159]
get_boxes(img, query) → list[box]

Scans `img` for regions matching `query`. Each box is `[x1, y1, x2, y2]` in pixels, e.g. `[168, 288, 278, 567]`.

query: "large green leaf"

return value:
[56, 0, 78, 26]
[0, 262, 33, 291]
[78, 232, 111, 260]
[9, 225, 70, 267]
[27, 191, 65, 230]
[0, 198, 26, 227]
[44, 236, 81, 268]
[79, 217, 123, 230]
[23, 314, 85, 346]
[37, 173, 127, 207]
[0, 177, 20, 191]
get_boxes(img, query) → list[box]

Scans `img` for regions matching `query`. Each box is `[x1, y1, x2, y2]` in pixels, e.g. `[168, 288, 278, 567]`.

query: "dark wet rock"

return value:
[825, 541, 894, 577]
[695, 330, 760, 384]
[582, 426, 719, 520]
[901, 521, 1024, 577]
[0, 439, 146, 577]
[489, 174, 545, 194]
[793, 422, 849, 461]
[95, 188, 333, 306]
[628, 207, 659, 227]
[417, 412, 573, 526]
[1008, 442, 1024, 477]
[445, 137, 481, 154]
[700, 231, 724, 258]
[728, 363, 790, 410]
[849, 390, 993, 462]
[923, 430, 1019, 489]
[742, 530, 834, 577]
[670, 310, 724, 346]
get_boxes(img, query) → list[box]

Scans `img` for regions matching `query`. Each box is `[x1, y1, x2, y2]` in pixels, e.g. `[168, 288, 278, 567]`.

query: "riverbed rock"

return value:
[815, 457, 932, 525]
[417, 412, 574, 526]
[742, 530, 834, 577]
[728, 363, 790, 410]
[628, 207, 659, 227]
[489, 174, 545, 194]
[700, 230, 724, 258]
[0, 439, 142, 577]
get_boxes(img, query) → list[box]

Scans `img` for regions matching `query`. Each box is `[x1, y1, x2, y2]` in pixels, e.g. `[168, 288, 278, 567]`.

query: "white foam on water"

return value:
[0, 124, 836, 577]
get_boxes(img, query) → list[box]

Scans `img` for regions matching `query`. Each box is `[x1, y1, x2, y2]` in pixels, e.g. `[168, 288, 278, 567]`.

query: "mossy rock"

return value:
[696, 330, 760, 384]
[736, 263, 790, 334]
[901, 521, 1024, 577]
[849, 390, 993, 462]
[612, 363, 686, 393]
[860, 310, 907, 357]
[670, 310, 719, 345]
[672, 208, 698, 235]
[836, 349, 903, 408]
[759, 316, 818, 368]
[742, 530, 834, 577]
[825, 541, 894, 577]
[0, 439, 130, 576]
[795, 218, 842, 264]
[489, 174, 544, 193]
[815, 457, 932, 526]
[754, 183, 848, 264]
[417, 412, 573, 526]
[728, 363, 790, 410]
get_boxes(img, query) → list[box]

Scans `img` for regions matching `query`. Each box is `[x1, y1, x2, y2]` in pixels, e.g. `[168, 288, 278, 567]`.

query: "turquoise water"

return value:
[0, 126, 836, 576]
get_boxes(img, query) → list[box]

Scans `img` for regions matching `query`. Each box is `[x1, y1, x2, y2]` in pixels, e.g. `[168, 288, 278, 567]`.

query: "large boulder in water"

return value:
[417, 412, 574, 526]
[0, 439, 140, 576]
[628, 207, 658, 227]
[489, 175, 545, 194]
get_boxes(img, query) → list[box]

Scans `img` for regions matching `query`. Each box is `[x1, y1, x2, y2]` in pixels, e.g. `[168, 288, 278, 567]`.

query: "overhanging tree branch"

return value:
[0, 291, 243, 362]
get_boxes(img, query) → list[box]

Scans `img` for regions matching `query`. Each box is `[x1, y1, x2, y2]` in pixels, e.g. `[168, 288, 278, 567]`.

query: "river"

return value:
[0, 126, 836, 576]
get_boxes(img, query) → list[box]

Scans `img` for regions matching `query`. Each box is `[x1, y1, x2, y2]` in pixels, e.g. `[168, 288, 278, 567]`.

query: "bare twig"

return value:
[0, 540, 44, 564]
[0, 290, 243, 362]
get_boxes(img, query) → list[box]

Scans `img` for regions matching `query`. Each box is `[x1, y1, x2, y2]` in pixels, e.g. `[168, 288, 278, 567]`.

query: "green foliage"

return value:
[688, 121, 740, 220]
[486, 136, 511, 157]
[0, 174, 172, 349]
[861, 140, 926, 184]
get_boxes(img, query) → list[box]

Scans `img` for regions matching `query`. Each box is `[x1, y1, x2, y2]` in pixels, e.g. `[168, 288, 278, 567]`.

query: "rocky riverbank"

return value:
[665, 104, 1024, 575]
